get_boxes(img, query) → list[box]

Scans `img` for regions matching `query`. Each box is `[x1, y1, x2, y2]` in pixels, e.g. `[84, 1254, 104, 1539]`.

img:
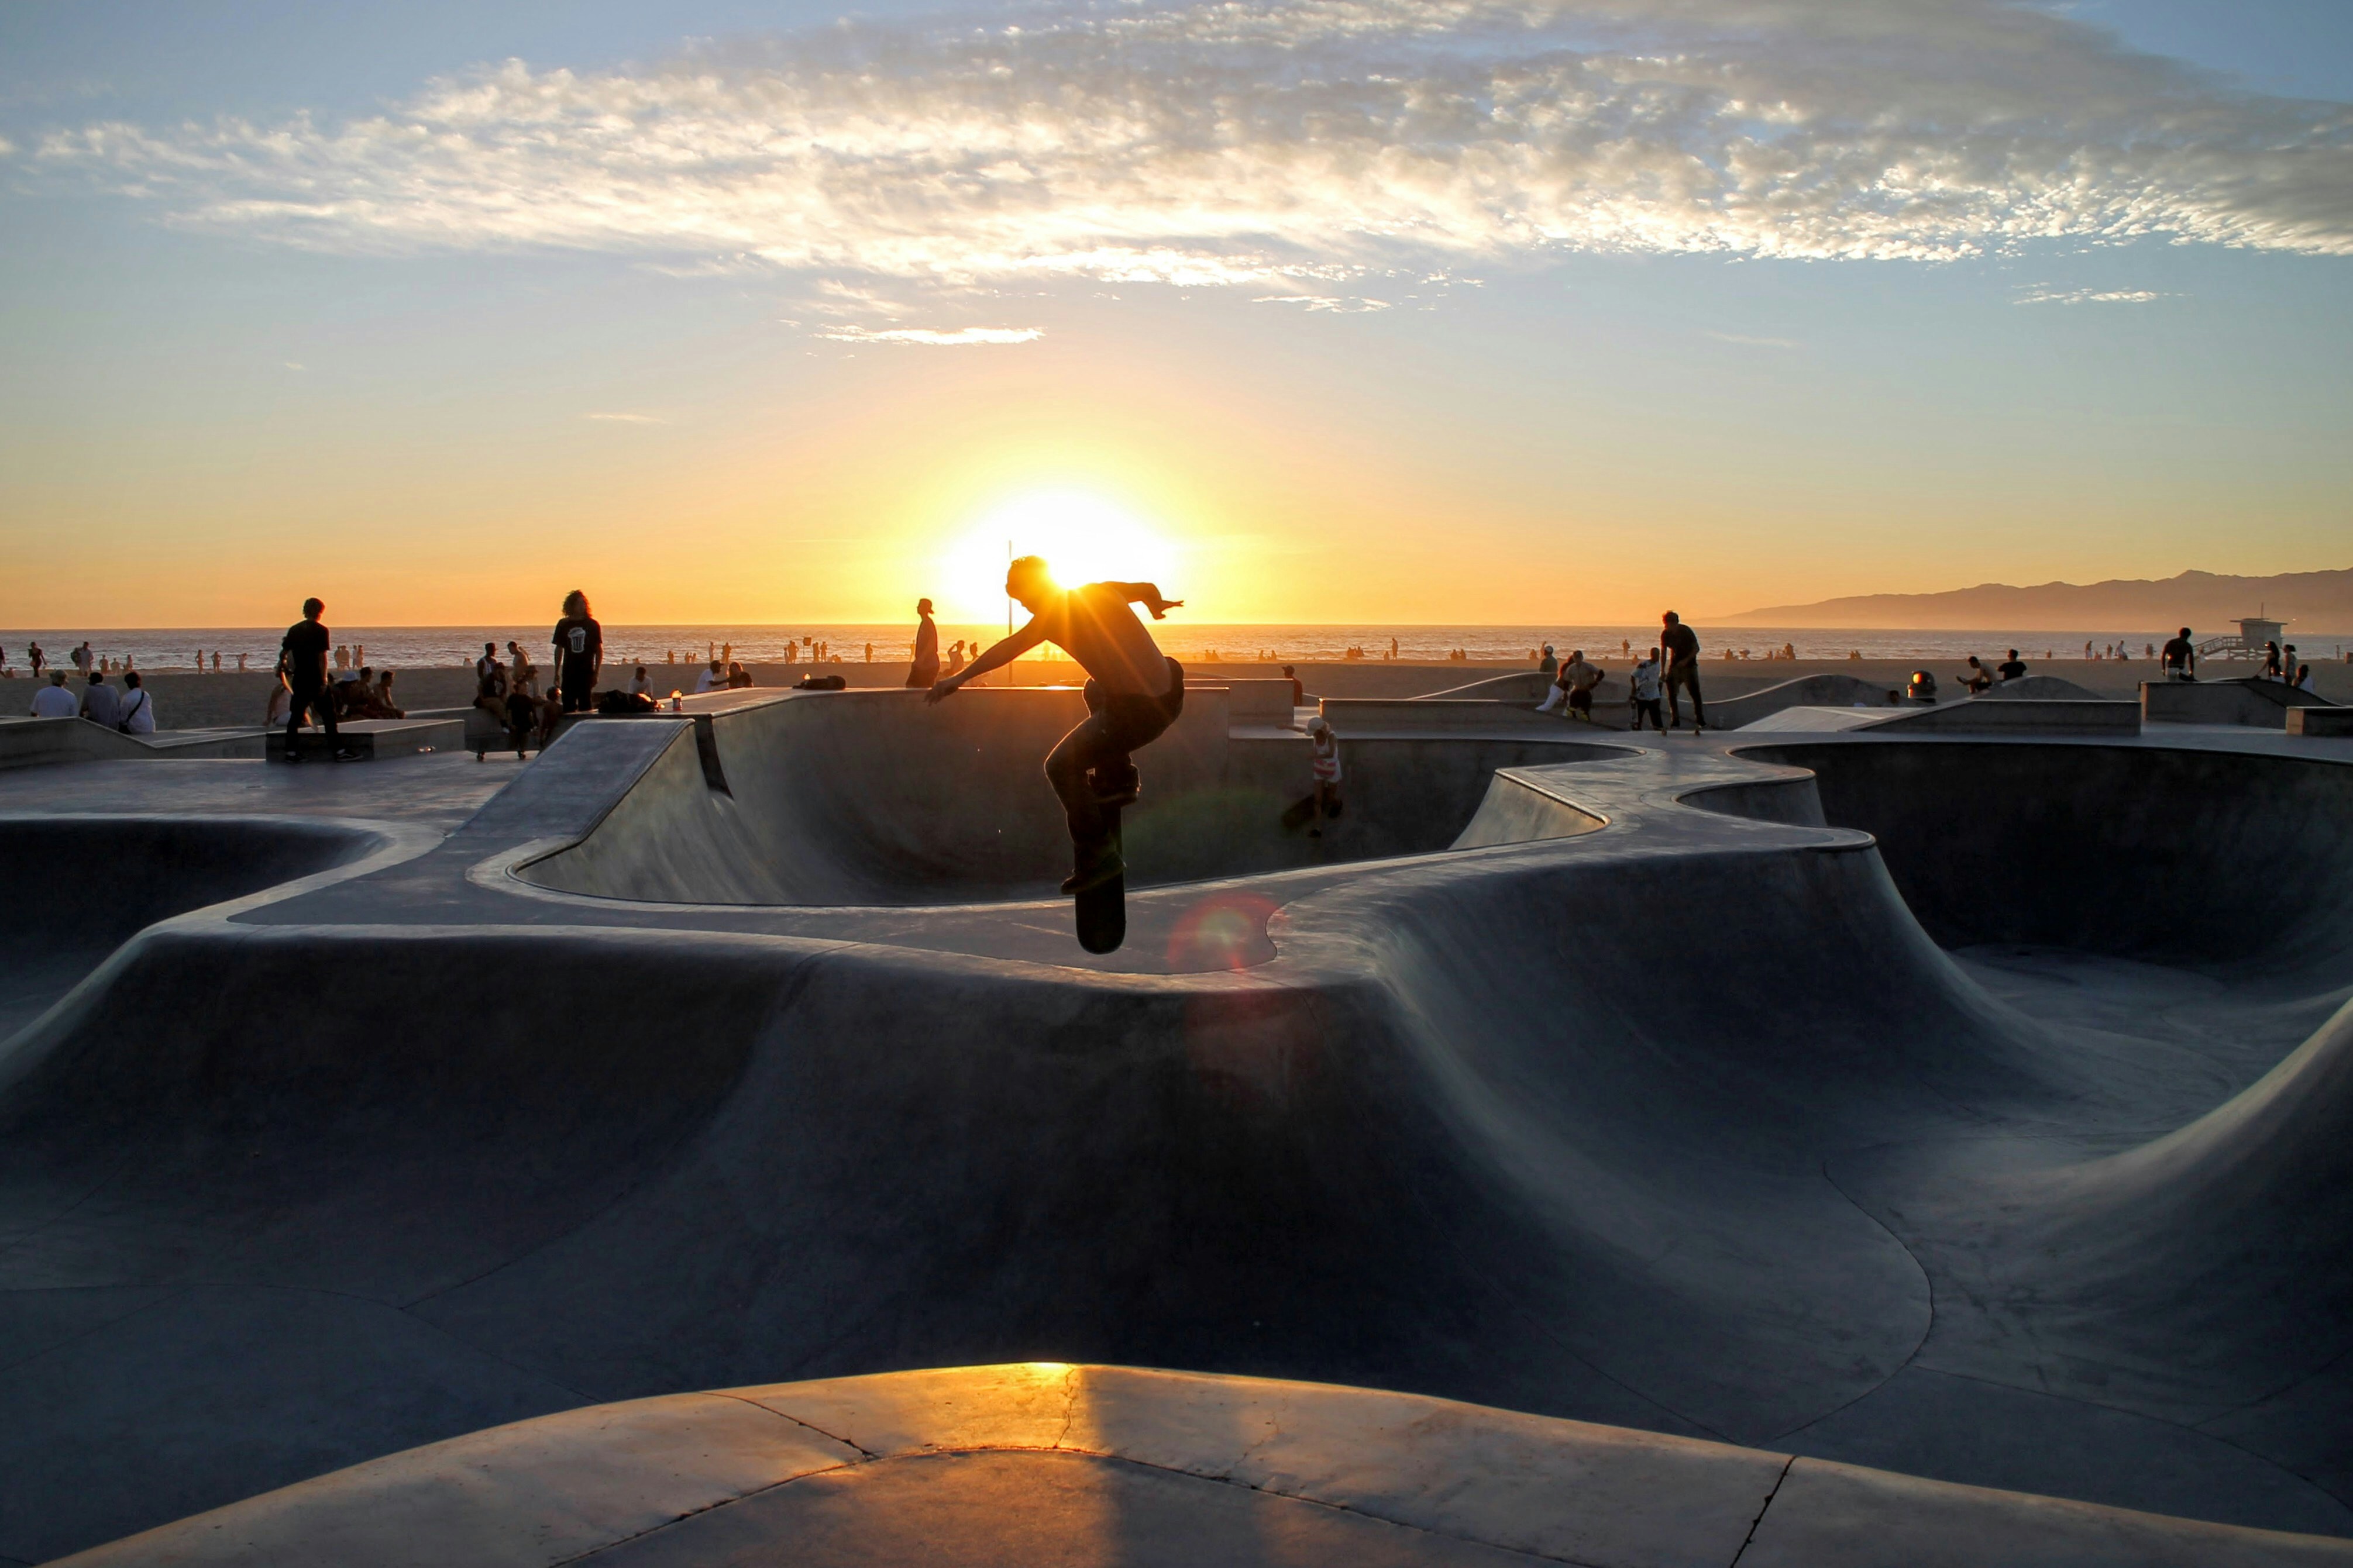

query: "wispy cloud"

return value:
[1255, 294, 1392, 312]
[585, 411, 664, 422]
[816, 325, 1043, 345]
[2015, 288, 2170, 305]
[31, 0, 2353, 309]
[1704, 331, 1800, 348]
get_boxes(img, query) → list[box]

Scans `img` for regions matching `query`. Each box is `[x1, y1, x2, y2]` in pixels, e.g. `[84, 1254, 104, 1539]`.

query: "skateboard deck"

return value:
[1073, 805, 1126, 954]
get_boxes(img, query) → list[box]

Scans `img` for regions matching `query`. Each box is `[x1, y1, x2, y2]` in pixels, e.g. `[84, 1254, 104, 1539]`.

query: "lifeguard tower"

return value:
[2198, 614, 2287, 661]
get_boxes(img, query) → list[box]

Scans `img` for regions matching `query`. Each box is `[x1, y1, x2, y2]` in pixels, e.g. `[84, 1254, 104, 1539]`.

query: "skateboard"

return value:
[1073, 802, 1126, 954]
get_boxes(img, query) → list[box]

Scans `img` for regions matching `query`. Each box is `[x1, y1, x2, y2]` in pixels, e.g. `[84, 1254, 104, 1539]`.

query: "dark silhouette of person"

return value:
[2161, 629, 2194, 681]
[279, 597, 357, 761]
[552, 590, 603, 713]
[928, 556, 1183, 892]
[1660, 611, 1706, 732]
[1997, 648, 2027, 681]
[907, 598, 941, 688]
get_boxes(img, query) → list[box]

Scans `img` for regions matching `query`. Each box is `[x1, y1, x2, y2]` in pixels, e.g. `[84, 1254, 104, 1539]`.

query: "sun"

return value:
[935, 490, 1183, 621]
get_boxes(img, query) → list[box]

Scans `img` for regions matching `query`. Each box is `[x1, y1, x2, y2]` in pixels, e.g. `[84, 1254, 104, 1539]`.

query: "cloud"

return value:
[0, 136, 15, 158]
[1255, 293, 1392, 311]
[816, 325, 1043, 344]
[32, 0, 2353, 306]
[2015, 287, 2169, 304]
[586, 411, 664, 422]
[1704, 330, 1799, 347]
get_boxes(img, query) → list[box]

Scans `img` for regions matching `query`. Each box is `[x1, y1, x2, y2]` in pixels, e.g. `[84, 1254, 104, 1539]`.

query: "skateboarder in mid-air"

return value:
[926, 556, 1184, 898]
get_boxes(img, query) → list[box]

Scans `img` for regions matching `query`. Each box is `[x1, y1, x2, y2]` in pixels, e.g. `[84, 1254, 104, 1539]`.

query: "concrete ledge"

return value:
[1319, 697, 1561, 732]
[59, 1366, 2352, 1567]
[0, 716, 264, 770]
[265, 718, 463, 761]
[1877, 698, 2141, 735]
[2289, 707, 2353, 738]
[2144, 679, 2335, 729]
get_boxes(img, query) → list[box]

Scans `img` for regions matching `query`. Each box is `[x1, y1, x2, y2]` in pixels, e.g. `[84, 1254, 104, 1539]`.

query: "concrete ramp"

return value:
[520, 690, 1622, 904]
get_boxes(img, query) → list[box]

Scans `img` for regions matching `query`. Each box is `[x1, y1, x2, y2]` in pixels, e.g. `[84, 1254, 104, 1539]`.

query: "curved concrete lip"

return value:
[60, 1365, 2353, 1567]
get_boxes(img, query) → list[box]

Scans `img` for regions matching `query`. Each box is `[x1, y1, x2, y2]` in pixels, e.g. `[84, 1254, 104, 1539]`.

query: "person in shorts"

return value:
[552, 591, 603, 712]
[2160, 629, 2195, 681]
[279, 598, 358, 761]
[928, 556, 1184, 892]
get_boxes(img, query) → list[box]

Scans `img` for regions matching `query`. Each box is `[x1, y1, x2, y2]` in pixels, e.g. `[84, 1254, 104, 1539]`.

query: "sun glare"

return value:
[936, 490, 1183, 621]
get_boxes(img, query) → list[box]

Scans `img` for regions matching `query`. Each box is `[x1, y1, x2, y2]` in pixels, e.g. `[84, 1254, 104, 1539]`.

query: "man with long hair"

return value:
[552, 590, 604, 713]
[927, 557, 1184, 892]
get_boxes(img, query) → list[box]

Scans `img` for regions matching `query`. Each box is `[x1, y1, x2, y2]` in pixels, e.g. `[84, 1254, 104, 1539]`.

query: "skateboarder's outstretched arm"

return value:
[1105, 583, 1184, 620]
[926, 619, 1044, 702]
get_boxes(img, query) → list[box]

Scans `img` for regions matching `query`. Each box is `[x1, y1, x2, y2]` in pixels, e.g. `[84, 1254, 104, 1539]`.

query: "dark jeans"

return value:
[559, 659, 596, 713]
[1666, 664, 1707, 726]
[1046, 659, 1184, 845]
[1633, 697, 1663, 730]
[287, 684, 338, 751]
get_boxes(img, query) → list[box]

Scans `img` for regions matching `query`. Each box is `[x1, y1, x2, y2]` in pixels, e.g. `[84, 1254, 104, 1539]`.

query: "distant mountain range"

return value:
[1719, 567, 2353, 632]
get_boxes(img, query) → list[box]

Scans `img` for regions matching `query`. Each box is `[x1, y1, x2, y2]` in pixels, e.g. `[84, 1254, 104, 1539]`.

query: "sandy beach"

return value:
[11, 654, 2344, 730]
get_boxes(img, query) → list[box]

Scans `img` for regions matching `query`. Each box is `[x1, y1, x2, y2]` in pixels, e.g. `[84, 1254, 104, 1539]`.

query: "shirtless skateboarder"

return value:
[926, 556, 1184, 902]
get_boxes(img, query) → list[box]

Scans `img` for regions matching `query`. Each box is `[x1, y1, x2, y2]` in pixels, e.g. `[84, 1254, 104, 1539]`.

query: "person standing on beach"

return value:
[907, 599, 941, 689]
[927, 556, 1184, 893]
[1660, 612, 1707, 733]
[552, 590, 603, 712]
[27, 643, 43, 678]
[279, 598, 356, 761]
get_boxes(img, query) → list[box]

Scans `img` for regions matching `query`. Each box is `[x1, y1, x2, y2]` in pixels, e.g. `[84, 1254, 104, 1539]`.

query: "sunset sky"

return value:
[3, 0, 2349, 628]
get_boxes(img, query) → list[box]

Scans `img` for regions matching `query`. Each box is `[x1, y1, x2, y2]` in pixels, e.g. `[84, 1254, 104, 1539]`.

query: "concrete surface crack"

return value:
[1727, 1456, 1795, 1567]
[711, 1393, 876, 1460]
[1052, 1370, 1081, 1449]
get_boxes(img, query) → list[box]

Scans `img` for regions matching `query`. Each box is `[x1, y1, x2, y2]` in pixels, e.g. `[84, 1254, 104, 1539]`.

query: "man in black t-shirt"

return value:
[1996, 649, 2028, 681]
[2159, 629, 2195, 682]
[1660, 611, 1706, 732]
[278, 597, 357, 761]
[552, 590, 604, 713]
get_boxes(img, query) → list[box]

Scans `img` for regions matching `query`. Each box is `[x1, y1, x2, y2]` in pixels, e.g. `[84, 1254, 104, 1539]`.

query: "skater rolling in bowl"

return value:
[926, 556, 1184, 893]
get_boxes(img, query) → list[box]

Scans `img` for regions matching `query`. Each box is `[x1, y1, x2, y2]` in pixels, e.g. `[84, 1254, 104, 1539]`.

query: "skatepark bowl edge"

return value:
[4, 683, 2353, 1564]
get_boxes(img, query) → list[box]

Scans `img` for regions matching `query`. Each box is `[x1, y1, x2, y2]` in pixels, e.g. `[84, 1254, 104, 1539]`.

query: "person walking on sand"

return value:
[280, 598, 357, 761]
[28, 643, 44, 678]
[552, 590, 603, 712]
[1660, 612, 1707, 732]
[927, 556, 1184, 893]
[907, 598, 941, 689]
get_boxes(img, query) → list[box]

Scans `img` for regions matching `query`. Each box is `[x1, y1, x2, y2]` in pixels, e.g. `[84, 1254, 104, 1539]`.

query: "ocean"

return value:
[10, 622, 2338, 674]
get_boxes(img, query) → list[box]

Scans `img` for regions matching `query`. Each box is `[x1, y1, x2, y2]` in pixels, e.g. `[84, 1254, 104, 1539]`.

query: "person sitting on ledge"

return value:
[29, 669, 78, 718]
[926, 555, 1184, 894]
[694, 658, 726, 694]
[81, 668, 121, 729]
[1962, 656, 1994, 695]
[117, 670, 156, 734]
[1996, 648, 2028, 681]
[726, 660, 754, 689]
